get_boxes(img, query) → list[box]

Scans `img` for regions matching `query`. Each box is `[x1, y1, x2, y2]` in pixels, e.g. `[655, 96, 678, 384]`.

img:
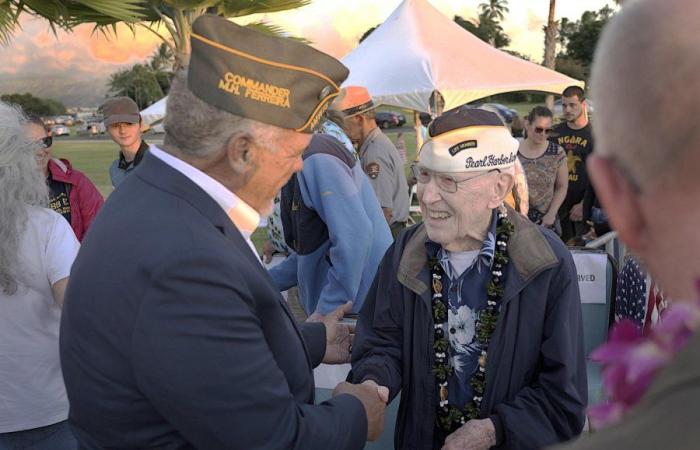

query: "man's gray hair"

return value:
[591, 0, 700, 186]
[163, 70, 262, 159]
[0, 101, 49, 295]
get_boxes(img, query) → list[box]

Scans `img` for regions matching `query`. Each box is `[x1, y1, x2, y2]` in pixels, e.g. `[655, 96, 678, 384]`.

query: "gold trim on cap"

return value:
[191, 32, 341, 90]
[297, 91, 340, 132]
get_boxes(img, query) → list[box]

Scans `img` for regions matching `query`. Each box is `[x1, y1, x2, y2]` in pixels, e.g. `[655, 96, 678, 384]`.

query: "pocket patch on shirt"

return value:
[365, 161, 380, 179]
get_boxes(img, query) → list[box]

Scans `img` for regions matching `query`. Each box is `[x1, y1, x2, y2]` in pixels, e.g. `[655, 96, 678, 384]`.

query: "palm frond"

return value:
[217, 0, 310, 18]
[244, 20, 309, 43]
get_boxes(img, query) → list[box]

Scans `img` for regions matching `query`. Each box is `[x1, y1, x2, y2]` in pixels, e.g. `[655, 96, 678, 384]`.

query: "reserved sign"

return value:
[572, 252, 608, 304]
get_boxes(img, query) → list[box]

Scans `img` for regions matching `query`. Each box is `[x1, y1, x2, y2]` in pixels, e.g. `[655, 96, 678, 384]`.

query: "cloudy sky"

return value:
[0, 0, 613, 79]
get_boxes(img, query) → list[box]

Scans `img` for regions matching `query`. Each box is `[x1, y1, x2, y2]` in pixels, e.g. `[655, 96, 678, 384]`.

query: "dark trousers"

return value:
[0, 421, 77, 450]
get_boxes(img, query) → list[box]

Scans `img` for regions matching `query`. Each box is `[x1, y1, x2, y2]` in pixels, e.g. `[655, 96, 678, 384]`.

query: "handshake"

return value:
[333, 379, 389, 441]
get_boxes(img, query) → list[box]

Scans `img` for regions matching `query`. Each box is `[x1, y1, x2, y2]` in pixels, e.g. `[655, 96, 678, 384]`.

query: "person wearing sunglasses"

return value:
[26, 116, 104, 242]
[350, 108, 586, 450]
[517, 106, 568, 234]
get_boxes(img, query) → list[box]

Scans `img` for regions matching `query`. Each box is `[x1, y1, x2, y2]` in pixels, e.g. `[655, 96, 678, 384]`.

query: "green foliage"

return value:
[454, 12, 510, 49]
[1, 92, 66, 116]
[107, 42, 175, 109]
[359, 25, 378, 43]
[558, 5, 615, 72]
[478, 0, 509, 23]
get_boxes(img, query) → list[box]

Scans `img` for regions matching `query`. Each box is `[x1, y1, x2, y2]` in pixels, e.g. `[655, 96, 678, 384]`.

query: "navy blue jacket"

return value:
[350, 208, 587, 449]
[60, 153, 367, 449]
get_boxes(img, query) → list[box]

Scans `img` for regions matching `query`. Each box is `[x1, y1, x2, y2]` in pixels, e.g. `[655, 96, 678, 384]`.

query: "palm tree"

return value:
[543, 0, 557, 110]
[0, 1, 310, 67]
[478, 0, 509, 23]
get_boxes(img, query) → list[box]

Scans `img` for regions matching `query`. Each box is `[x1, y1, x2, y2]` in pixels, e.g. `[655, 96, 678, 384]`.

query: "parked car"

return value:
[375, 111, 406, 129]
[76, 122, 105, 136]
[51, 124, 70, 137]
[479, 103, 519, 123]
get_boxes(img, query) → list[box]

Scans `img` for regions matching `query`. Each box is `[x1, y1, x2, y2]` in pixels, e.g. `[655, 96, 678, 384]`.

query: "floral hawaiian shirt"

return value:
[426, 210, 497, 409]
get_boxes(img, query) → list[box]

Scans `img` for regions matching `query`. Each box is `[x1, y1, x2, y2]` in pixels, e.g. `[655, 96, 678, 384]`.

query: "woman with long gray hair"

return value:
[0, 102, 80, 449]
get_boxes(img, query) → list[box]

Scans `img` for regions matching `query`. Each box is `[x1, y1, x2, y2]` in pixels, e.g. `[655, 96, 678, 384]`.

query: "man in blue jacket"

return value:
[60, 15, 387, 449]
[350, 107, 587, 449]
[270, 132, 392, 318]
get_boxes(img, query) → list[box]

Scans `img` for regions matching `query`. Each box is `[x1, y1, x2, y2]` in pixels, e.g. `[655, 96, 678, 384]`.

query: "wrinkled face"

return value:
[27, 123, 51, 171]
[108, 121, 142, 148]
[526, 115, 553, 145]
[562, 95, 585, 123]
[242, 129, 311, 215]
[417, 168, 496, 251]
[341, 115, 363, 145]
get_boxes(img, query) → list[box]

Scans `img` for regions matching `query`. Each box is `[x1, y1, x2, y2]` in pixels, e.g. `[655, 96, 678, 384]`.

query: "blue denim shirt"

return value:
[426, 210, 497, 409]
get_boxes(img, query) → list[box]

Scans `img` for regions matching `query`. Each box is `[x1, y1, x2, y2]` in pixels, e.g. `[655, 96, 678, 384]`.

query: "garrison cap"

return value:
[419, 107, 519, 173]
[188, 15, 349, 133]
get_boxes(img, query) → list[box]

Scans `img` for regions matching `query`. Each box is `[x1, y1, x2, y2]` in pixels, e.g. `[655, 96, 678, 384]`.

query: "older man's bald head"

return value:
[591, 0, 700, 190]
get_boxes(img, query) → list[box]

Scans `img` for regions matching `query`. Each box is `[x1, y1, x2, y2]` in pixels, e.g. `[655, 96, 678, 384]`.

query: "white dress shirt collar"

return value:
[149, 145, 261, 245]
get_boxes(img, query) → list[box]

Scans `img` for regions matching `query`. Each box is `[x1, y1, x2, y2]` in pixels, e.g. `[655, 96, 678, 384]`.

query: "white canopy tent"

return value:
[140, 96, 168, 126]
[342, 0, 583, 114]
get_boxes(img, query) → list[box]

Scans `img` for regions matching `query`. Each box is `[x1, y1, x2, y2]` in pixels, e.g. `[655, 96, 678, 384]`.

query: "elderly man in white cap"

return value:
[349, 107, 587, 449]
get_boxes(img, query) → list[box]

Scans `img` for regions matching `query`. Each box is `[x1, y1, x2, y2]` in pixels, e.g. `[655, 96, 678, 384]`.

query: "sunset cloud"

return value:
[0, 1, 616, 82]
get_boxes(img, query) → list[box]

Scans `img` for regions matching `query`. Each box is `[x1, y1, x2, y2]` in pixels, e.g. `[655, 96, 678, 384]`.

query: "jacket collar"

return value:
[118, 140, 148, 170]
[134, 152, 251, 252]
[397, 206, 559, 299]
[47, 157, 71, 183]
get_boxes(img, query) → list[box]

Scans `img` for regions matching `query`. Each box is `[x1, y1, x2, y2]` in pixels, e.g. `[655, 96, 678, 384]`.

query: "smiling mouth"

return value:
[427, 211, 452, 220]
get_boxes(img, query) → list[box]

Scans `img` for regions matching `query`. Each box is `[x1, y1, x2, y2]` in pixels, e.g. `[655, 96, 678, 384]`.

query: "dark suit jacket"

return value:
[59, 153, 367, 449]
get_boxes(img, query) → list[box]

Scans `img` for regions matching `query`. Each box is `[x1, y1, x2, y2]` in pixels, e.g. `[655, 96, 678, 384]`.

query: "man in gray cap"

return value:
[102, 96, 148, 187]
[60, 15, 386, 449]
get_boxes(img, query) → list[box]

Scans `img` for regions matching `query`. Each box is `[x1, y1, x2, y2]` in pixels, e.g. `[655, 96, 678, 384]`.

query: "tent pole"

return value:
[414, 111, 423, 161]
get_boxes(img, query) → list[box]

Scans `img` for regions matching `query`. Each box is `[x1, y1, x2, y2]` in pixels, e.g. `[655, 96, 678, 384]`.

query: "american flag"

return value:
[615, 256, 668, 331]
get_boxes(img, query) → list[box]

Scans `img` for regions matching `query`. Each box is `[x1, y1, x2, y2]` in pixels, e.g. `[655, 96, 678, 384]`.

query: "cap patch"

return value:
[218, 72, 291, 109]
[448, 140, 477, 156]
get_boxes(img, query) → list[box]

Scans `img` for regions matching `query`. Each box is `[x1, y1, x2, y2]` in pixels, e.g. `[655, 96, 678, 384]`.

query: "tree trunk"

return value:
[543, 0, 557, 110]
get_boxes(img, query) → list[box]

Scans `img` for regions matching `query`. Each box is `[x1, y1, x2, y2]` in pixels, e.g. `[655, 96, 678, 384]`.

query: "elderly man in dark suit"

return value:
[59, 15, 386, 450]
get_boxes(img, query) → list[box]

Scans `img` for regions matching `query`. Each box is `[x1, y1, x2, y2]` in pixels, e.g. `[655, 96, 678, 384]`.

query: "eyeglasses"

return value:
[36, 136, 52, 149]
[411, 165, 498, 193]
[534, 127, 553, 134]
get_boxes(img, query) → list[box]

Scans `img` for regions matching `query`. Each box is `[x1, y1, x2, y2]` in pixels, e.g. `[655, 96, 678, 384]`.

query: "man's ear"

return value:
[488, 171, 514, 209]
[225, 132, 256, 177]
[588, 154, 647, 250]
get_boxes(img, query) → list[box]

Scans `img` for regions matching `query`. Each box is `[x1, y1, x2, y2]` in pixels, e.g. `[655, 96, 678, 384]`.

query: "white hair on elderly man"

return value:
[0, 101, 49, 295]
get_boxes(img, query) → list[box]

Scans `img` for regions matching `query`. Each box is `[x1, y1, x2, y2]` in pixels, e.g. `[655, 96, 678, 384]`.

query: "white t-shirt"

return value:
[0, 207, 79, 432]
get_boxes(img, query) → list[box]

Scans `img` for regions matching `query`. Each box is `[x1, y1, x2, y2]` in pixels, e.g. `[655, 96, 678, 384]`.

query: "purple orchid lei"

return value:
[588, 281, 700, 429]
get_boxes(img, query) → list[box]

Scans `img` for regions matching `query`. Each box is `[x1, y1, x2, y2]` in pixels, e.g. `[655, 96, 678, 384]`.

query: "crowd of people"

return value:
[1, 0, 698, 448]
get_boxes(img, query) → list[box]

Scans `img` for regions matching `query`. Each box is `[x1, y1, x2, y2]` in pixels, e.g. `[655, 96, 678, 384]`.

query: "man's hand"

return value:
[569, 202, 584, 221]
[318, 302, 355, 364]
[333, 381, 387, 441]
[262, 240, 274, 264]
[542, 212, 556, 228]
[362, 379, 390, 403]
[441, 419, 497, 450]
